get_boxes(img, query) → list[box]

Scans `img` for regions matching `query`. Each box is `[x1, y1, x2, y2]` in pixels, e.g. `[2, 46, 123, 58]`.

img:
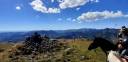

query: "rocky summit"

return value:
[8, 32, 65, 61]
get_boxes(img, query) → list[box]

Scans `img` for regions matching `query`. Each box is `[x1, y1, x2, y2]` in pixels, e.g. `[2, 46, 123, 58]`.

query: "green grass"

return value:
[65, 39, 106, 62]
[0, 39, 106, 62]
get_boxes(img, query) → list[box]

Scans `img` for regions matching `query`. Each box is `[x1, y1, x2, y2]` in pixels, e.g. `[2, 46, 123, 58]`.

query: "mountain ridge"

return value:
[0, 28, 119, 42]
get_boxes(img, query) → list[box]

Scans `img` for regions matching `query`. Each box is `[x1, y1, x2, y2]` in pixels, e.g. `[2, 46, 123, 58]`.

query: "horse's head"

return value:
[88, 38, 100, 50]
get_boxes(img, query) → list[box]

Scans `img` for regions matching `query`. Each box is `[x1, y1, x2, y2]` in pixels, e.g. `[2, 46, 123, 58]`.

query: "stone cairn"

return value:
[9, 32, 63, 58]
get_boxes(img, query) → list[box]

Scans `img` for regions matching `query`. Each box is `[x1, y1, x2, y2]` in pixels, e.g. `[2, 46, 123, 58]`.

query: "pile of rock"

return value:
[9, 32, 63, 57]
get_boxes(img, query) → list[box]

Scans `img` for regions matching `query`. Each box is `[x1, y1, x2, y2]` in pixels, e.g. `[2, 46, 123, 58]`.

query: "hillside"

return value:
[0, 39, 106, 62]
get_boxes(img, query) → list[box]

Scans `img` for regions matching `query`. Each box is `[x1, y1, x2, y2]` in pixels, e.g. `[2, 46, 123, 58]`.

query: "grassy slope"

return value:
[66, 39, 106, 62]
[0, 39, 106, 62]
[0, 43, 14, 62]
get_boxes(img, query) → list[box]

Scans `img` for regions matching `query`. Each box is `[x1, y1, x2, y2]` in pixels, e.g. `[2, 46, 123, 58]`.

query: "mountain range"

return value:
[0, 28, 119, 42]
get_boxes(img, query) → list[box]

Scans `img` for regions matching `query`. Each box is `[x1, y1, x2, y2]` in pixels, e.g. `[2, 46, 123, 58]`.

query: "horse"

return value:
[88, 37, 117, 55]
[88, 37, 118, 62]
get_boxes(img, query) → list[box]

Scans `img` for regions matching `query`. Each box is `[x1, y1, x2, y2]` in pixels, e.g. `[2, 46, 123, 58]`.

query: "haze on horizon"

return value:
[0, 0, 128, 32]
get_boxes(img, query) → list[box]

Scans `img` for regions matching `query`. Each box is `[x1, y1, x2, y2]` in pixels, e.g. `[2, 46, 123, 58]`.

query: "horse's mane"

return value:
[95, 37, 116, 51]
[95, 37, 114, 45]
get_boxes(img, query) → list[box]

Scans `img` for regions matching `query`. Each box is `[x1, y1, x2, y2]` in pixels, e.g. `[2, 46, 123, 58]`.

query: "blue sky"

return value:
[0, 0, 128, 32]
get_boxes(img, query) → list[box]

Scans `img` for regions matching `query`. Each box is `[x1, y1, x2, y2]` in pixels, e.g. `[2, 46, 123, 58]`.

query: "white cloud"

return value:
[30, 0, 99, 13]
[90, 0, 99, 3]
[59, 0, 98, 9]
[58, 18, 62, 21]
[51, 0, 55, 3]
[59, 0, 89, 9]
[30, 0, 60, 13]
[47, 8, 60, 13]
[95, 0, 99, 2]
[72, 19, 76, 22]
[76, 7, 80, 11]
[16, 6, 21, 10]
[77, 10, 128, 22]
